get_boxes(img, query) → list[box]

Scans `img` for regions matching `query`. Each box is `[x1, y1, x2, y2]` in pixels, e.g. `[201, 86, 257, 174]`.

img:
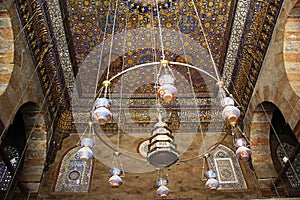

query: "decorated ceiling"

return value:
[60, 0, 234, 98]
[60, 0, 236, 136]
[14, 0, 283, 163]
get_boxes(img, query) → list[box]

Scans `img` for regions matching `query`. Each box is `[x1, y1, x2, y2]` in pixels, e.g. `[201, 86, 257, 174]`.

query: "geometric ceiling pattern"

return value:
[63, 0, 235, 98]
[14, 0, 284, 165]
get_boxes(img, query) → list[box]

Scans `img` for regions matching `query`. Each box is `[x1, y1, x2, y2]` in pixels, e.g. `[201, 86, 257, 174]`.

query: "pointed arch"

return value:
[270, 108, 300, 196]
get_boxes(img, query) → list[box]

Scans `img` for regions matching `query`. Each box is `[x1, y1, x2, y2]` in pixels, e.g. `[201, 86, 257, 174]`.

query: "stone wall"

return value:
[245, 0, 300, 142]
[0, 1, 13, 95]
[0, 0, 50, 197]
[245, 0, 300, 193]
[284, 1, 300, 97]
[38, 133, 260, 200]
[20, 107, 48, 194]
[0, 0, 45, 131]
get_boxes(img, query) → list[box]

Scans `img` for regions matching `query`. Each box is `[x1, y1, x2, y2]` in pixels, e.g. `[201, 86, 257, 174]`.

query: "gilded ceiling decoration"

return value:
[63, 0, 234, 94]
[228, 0, 283, 115]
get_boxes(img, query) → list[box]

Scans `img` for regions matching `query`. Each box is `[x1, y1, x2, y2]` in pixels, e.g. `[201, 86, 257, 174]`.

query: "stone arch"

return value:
[244, 0, 300, 145]
[0, 1, 14, 95]
[249, 102, 279, 190]
[246, 99, 299, 196]
[284, 0, 300, 96]
[269, 108, 300, 196]
[17, 102, 48, 194]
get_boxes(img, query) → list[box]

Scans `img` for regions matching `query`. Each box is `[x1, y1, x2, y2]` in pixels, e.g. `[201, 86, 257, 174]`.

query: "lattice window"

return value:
[0, 146, 20, 191]
[54, 147, 93, 192]
[276, 142, 300, 188]
[207, 145, 247, 189]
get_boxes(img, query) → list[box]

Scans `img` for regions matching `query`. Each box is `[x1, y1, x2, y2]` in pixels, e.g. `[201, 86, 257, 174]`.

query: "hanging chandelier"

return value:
[72, 0, 254, 195]
[232, 126, 252, 161]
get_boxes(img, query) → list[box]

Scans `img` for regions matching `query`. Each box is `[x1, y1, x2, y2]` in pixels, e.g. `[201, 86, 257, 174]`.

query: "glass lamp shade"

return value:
[94, 97, 111, 109]
[158, 83, 178, 103]
[157, 178, 168, 186]
[158, 74, 175, 85]
[205, 178, 220, 191]
[157, 185, 169, 197]
[77, 147, 93, 160]
[220, 97, 235, 108]
[222, 105, 240, 125]
[235, 138, 247, 148]
[205, 169, 217, 179]
[108, 174, 123, 188]
[93, 107, 112, 125]
[110, 168, 122, 176]
[236, 146, 252, 160]
[80, 138, 95, 148]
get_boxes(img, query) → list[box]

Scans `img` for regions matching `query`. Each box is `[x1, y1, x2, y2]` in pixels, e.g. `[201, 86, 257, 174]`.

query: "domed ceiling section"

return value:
[61, 0, 235, 97]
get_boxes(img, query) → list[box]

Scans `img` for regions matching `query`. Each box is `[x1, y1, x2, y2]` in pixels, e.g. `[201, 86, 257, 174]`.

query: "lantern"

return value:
[157, 74, 178, 103]
[157, 178, 169, 197]
[221, 97, 240, 126]
[157, 185, 169, 197]
[235, 138, 247, 148]
[205, 178, 220, 191]
[205, 169, 220, 191]
[77, 147, 93, 160]
[108, 174, 123, 188]
[108, 168, 123, 188]
[93, 98, 112, 125]
[236, 146, 252, 160]
[80, 138, 95, 148]
[234, 137, 252, 160]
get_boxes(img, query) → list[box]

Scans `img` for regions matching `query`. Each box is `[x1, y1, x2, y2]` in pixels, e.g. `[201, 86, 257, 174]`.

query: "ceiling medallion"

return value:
[123, 0, 178, 13]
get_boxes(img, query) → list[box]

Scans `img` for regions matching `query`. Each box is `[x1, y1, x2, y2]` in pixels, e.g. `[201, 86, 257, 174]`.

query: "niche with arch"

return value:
[55, 147, 93, 193]
[0, 112, 26, 198]
[270, 108, 300, 196]
[207, 144, 247, 189]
